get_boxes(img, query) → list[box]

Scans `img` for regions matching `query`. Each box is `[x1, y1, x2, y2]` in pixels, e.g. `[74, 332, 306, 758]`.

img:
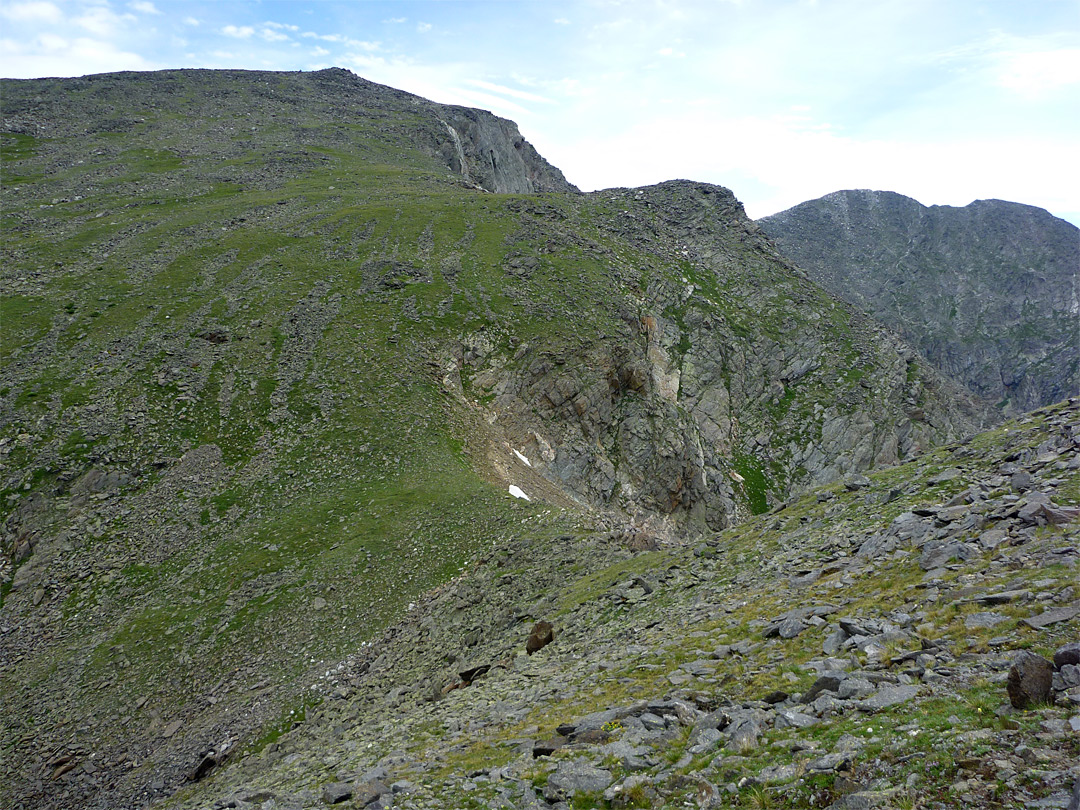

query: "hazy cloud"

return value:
[129, 1, 160, 15]
[996, 47, 1080, 95]
[221, 25, 255, 39]
[74, 6, 135, 37]
[0, 33, 152, 77]
[465, 78, 552, 104]
[1, 1, 62, 23]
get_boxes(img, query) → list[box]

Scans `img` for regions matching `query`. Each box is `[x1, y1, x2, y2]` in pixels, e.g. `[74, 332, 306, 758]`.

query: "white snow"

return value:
[513, 448, 532, 467]
[508, 485, 531, 501]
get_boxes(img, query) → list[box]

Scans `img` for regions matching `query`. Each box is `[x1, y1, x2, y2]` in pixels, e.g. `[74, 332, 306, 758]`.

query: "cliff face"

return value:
[461, 182, 987, 537]
[759, 190, 1080, 413]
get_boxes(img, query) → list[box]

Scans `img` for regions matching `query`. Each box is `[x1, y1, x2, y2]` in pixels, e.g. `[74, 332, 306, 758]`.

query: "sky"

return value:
[2, 0, 1079, 225]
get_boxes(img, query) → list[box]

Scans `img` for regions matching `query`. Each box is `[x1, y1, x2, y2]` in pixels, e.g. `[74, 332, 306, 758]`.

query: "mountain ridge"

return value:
[758, 189, 1079, 413]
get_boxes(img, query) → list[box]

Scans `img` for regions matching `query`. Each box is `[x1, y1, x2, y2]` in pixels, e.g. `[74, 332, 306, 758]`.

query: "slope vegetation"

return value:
[161, 400, 1080, 810]
[2, 69, 988, 809]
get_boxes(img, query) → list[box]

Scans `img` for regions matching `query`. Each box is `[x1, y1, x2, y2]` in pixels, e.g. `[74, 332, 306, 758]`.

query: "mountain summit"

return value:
[758, 189, 1079, 413]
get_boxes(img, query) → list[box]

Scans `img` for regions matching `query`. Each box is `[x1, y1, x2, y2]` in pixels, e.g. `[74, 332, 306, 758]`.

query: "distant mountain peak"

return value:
[760, 190, 1079, 412]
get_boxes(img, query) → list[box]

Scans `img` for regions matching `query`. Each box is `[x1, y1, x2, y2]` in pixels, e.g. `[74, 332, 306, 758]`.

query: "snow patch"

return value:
[508, 485, 531, 501]
[513, 448, 532, 467]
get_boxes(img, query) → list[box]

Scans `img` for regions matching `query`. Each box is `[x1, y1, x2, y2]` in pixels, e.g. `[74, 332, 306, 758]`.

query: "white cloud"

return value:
[264, 21, 299, 32]
[183, 16, 199, 26]
[656, 47, 684, 57]
[0, 33, 153, 77]
[221, 25, 254, 39]
[554, 17, 569, 25]
[312, 46, 329, 57]
[417, 22, 432, 33]
[996, 47, 1080, 96]
[465, 78, 552, 104]
[74, 6, 135, 37]
[128, 1, 160, 15]
[261, 28, 289, 43]
[1, 1, 62, 24]
[383, 17, 406, 24]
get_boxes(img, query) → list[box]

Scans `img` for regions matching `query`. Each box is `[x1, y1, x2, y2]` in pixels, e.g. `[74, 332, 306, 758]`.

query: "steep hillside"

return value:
[164, 399, 1078, 810]
[758, 190, 1079, 413]
[1, 69, 988, 810]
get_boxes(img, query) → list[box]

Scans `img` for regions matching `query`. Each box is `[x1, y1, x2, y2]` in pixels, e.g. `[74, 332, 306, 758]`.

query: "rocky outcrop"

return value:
[435, 104, 576, 193]
[759, 190, 1080, 413]
[460, 183, 988, 533]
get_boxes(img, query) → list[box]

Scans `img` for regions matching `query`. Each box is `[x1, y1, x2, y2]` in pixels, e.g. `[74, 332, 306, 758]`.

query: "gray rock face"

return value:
[759, 189, 1080, 412]
[437, 104, 577, 194]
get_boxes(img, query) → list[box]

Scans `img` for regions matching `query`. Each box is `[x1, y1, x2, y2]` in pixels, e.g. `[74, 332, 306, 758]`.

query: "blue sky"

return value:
[2, 0, 1078, 224]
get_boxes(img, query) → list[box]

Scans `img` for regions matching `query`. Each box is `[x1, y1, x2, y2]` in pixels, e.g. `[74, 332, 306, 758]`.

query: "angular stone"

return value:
[543, 760, 613, 800]
[1010, 470, 1035, 492]
[1007, 651, 1054, 709]
[837, 678, 875, 700]
[778, 616, 808, 639]
[775, 710, 818, 729]
[1054, 642, 1080, 668]
[858, 685, 919, 711]
[802, 674, 844, 703]
[322, 782, 353, 804]
[526, 620, 555, 654]
[965, 612, 1007, 630]
[929, 467, 962, 484]
[1059, 664, 1080, 688]
[1021, 605, 1080, 630]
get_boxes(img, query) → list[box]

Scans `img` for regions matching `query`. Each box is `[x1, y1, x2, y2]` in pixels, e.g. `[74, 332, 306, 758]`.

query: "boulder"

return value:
[1054, 642, 1080, 669]
[543, 760, 613, 800]
[527, 620, 555, 654]
[321, 782, 352, 805]
[1007, 651, 1054, 709]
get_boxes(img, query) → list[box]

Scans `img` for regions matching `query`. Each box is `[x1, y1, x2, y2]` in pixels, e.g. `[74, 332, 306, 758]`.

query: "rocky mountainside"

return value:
[150, 401, 1080, 810]
[0, 68, 1047, 810]
[758, 190, 1080, 414]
